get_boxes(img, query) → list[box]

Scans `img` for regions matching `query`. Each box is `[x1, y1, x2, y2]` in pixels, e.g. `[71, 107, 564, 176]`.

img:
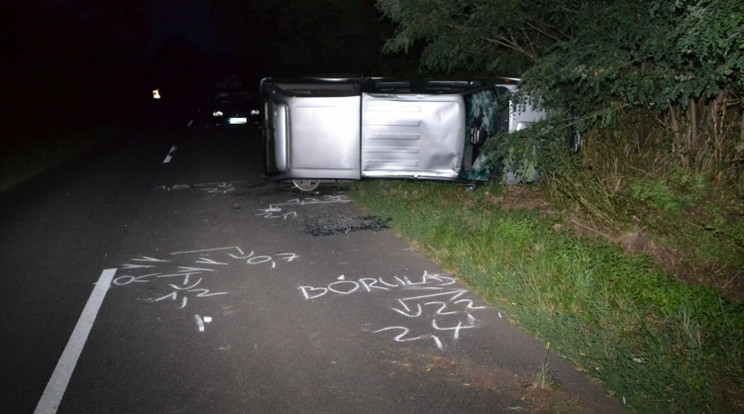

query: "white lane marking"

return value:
[35, 268, 117, 414]
[187, 119, 194, 127]
[163, 145, 178, 164]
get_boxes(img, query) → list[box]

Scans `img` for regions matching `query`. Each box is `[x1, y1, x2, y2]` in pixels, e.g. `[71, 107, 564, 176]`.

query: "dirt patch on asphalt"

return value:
[388, 348, 619, 413]
[305, 214, 391, 236]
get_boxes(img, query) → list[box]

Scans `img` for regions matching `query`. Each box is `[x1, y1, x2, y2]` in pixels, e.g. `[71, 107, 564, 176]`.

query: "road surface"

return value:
[0, 123, 626, 413]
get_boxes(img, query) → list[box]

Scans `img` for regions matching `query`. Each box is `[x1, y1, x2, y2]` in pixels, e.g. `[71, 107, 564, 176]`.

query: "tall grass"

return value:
[351, 179, 744, 413]
[547, 122, 744, 301]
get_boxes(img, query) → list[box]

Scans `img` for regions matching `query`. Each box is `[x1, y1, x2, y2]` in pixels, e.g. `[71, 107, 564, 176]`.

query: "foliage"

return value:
[376, 0, 581, 76]
[524, 1, 742, 104]
[523, 0, 744, 168]
[484, 128, 544, 184]
[545, 119, 744, 294]
[473, 114, 573, 185]
[378, 0, 744, 171]
[630, 168, 707, 215]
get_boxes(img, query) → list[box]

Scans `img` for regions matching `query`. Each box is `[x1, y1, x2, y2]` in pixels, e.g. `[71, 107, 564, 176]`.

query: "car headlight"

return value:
[250, 109, 260, 116]
[212, 111, 223, 117]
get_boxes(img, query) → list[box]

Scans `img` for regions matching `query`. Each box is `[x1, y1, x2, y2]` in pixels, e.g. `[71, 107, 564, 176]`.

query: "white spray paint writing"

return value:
[256, 195, 351, 219]
[114, 246, 299, 332]
[298, 271, 456, 299]
[298, 271, 488, 351]
[194, 314, 212, 332]
[155, 181, 246, 195]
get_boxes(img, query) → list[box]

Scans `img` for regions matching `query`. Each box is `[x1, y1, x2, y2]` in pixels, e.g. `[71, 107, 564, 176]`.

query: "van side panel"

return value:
[361, 93, 465, 179]
[287, 96, 361, 179]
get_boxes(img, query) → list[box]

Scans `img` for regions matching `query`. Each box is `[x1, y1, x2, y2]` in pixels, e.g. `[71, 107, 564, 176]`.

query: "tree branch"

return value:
[481, 36, 536, 60]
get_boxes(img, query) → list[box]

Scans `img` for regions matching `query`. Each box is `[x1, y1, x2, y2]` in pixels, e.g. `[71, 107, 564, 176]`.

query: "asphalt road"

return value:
[0, 122, 626, 413]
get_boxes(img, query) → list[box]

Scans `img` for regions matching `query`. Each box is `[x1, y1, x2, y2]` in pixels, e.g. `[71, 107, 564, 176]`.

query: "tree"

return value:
[378, 0, 744, 169]
[376, 0, 582, 76]
[521, 0, 744, 167]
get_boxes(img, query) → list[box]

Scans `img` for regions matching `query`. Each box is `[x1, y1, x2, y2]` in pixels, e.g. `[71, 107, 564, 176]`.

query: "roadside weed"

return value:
[529, 343, 559, 390]
[530, 361, 559, 390]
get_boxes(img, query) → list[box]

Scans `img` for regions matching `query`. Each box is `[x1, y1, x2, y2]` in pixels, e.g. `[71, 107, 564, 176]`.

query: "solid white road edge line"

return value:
[34, 268, 117, 414]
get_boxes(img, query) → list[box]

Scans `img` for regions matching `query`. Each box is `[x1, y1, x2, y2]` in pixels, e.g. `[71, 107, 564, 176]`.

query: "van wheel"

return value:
[292, 179, 320, 191]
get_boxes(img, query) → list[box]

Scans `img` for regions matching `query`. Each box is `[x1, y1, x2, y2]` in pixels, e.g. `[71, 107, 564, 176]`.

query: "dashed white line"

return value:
[163, 145, 178, 164]
[35, 268, 117, 414]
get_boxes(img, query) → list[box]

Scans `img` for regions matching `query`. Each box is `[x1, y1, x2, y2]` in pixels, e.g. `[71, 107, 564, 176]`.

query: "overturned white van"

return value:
[260, 77, 544, 190]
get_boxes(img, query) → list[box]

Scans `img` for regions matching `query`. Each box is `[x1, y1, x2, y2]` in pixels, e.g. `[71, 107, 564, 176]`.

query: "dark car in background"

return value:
[209, 90, 260, 127]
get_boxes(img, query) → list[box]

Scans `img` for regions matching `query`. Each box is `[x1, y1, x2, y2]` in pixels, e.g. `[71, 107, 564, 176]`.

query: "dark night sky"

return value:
[33, 0, 225, 54]
[0, 0, 416, 130]
[5, 0, 233, 60]
[0, 0, 238, 126]
[144, 0, 232, 55]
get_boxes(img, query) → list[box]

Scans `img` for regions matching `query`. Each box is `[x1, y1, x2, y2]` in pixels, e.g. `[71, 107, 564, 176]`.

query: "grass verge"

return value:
[350, 179, 744, 413]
